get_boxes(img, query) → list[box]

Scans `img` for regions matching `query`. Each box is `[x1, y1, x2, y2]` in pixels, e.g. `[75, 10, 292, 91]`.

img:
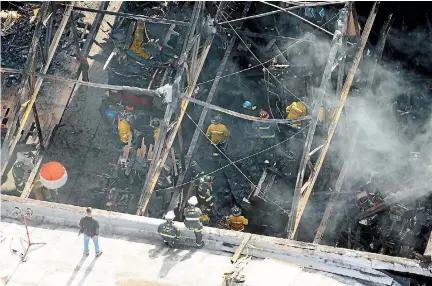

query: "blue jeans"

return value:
[84, 234, 100, 254]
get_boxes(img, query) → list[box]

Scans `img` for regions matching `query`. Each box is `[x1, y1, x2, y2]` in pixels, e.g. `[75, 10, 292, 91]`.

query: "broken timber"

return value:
[313, 128, 359, 244]
[314, 10, 392, 245]
[287, 2, 380, 239]
[168, 3, 252, 213]
[137, 2, 208, 215]
[62, 4, 190, 26]
[287, 5, 350, 239]
[0, 68, 160, 97]
[12, 3, 110, 199]
[231, 233, 252, 263]
[1, 4, 74, 176]
[1, 2, 49, 165]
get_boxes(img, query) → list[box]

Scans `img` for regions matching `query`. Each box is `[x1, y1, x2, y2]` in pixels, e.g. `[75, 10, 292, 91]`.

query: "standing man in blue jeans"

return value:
[79, 207, 103, 257]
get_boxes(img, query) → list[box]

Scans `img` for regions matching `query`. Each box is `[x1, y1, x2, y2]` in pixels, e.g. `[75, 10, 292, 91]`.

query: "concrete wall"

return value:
[1, 195, 431, 282]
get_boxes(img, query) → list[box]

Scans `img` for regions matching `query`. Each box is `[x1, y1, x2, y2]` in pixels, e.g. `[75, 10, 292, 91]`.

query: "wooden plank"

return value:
[262, 173, 276, 196]
[80, 2, 109, 57]
[424, 234, 432, 257]
[313, 128, 359, 244]
[183, 96, 310, 124]
[231, 233, 252, 264]
[286, 5, 350, 238]
[1, 4, 73, 176]
[366, 13, 393, 87]
[289, 2, 379, 239]
[20, 156, 43, 198]
[1, 2, 49, 153]
[69, 11, 81, 54]
[147, 144, 154, 161]
[170, 148, 178, 176]
[248, 169, 268, 199]
[0, 68, 161, 97]
[62, 4, 190, 26]
[136, 2, 204, 215]
[314, 10, 392, 244]
[171, 3, 252, 212]
[138, 2, 233, 214]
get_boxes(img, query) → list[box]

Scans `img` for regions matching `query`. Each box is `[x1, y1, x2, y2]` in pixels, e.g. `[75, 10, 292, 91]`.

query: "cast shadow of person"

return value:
[148, 243, 196, 279]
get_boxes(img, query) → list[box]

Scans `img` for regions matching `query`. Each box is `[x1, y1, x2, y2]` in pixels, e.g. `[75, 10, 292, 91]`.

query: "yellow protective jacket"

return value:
[153, 127, 160, 142]
[206, 124, 230, 144]
[286, 102, 307, 126]
[118, 119, 132, 143]
[228, 215, 248, 231]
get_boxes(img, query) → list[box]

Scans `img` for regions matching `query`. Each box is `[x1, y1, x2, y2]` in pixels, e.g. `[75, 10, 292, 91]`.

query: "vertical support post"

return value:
[169, 3, 251, 212]
[0, 4, 74, 175]
[286, 5, 350, 238]
[287, 2, 379, 239]
[314, 9, 391, 244]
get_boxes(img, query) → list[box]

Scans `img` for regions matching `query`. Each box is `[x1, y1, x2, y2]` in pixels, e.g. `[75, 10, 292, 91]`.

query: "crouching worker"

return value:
[229, 206, 248, 232]
[158, 211, 181, 247]
[184, 196, 204, 247]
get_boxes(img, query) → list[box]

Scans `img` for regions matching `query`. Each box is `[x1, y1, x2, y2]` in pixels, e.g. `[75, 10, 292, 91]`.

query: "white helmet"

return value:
[188, 196, 198, 206]
[165, 211, 175, 220]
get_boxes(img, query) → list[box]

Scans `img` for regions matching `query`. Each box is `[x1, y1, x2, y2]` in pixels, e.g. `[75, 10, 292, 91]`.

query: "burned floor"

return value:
[1, 1, 432, 274]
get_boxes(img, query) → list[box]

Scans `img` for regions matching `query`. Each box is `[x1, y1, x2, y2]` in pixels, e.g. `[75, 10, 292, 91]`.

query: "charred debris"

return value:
[1, 1, 432, 263]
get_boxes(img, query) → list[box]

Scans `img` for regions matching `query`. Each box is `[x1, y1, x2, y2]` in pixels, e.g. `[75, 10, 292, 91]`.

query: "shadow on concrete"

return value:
[158, 247, 196, 278]
[65, 256, 88, 286]
[148, 243, 168, 259]
[77, 257, 98, 286]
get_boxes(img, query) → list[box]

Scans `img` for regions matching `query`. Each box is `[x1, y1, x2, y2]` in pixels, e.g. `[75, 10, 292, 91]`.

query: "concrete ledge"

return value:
[1, 195, 431, 282]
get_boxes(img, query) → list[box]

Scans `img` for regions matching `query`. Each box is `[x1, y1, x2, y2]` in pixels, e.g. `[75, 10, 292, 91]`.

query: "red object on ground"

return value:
[40, 161, 68, 189]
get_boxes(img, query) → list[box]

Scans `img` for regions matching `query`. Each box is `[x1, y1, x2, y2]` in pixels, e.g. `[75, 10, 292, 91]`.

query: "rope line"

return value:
[184, 111, 291, 214]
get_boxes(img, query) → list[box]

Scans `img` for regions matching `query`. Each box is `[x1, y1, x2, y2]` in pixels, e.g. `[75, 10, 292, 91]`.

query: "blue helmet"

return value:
[243, 100, 252, 109]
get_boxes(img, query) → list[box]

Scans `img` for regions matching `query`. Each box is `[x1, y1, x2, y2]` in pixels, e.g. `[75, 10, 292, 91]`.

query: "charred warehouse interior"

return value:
[1, 0, 432, 273]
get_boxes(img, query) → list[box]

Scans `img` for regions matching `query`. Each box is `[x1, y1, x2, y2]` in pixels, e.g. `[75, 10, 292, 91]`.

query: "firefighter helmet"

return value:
[200, 175, 212, 183]
[151, 119, 160, 128]
[259, 109, 270, 119]
[211, 115, 222, 124]
[231, 205, 241, 216]
[243, 100, 252, 109]
[188, 196, 198, 206]
[165, 210, 175, 220]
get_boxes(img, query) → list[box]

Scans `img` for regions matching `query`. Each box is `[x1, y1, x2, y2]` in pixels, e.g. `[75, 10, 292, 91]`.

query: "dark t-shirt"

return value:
[79, 216, 99, 237]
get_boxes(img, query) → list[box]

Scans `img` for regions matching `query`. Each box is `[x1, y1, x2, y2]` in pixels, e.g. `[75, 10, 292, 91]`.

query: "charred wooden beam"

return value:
[313, 128, 359, 244]
[366, 13, 393, 87]
[60, 4, 190, 26]
[286, 5, 350, 239]
[136, 1, 205, 215]
[168, 3, 252, 212]
[249, 169, 268, 199]
[1, 3, 49, 151]
[69, 11, 81, 54]
[0, 4, 74, 176]
[182, 95, 310, 124]
[80, 2, 109, 57]
[288, 2, 379, 239]
[0, 68, 160, 97]
[314, 6, 390, 244]
[44, 3, 54, 59]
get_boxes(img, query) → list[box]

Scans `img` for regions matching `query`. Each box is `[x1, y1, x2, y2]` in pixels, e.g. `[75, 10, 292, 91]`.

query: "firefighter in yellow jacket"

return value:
[286, 101, 307, 127]
[206, 115, 230, 156]
[228, 206, 248, 232]
[118, 119, 132, 143]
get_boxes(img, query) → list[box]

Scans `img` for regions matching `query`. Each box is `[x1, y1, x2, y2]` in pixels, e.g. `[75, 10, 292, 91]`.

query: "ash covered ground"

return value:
[1, 1, 432, 263]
